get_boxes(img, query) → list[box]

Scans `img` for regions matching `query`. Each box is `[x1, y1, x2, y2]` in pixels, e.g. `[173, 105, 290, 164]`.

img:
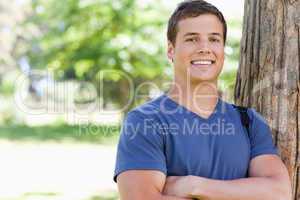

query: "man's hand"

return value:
[163, 176, 209, 199]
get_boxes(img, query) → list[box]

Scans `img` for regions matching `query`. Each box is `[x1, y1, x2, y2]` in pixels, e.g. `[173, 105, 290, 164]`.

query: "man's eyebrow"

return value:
[183, 32, 199, 37]
[209, 33, 222, 37]
[183, 32, 223, 37]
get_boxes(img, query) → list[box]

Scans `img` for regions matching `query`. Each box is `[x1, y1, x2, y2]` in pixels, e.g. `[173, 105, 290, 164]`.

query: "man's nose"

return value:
[196, 41, 211, 54]
[196, 49, 211, 54]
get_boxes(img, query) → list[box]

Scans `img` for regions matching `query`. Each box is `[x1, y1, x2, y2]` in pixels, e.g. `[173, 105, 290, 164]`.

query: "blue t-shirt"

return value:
[114, 94, 278, 182]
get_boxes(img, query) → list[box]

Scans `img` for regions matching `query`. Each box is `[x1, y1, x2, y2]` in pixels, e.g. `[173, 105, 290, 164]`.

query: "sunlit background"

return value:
[0, 0, 244, 199]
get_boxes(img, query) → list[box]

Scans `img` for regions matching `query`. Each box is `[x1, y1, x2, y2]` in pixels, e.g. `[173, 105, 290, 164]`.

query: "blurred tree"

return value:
[26, 0, 170, 109]
[0, 0, 34, 94]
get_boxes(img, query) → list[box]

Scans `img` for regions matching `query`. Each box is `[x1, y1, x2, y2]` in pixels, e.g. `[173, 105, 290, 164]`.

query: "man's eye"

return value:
[210, 38, 220, 42]
[186, 38, 197, 42]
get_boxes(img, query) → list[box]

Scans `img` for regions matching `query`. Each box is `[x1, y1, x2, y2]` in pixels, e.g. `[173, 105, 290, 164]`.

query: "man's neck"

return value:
[167, 78, 219, 118]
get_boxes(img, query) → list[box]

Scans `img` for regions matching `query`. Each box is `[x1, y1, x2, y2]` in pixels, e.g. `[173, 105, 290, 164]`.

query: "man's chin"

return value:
[189, 75, 218, 84]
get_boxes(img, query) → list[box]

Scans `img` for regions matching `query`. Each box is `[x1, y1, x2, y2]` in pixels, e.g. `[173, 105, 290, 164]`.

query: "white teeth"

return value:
[192, 60, 213, 65]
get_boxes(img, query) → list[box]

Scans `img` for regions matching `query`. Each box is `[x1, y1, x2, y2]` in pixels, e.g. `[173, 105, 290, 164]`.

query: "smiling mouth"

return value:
[191, 60, 216, 66]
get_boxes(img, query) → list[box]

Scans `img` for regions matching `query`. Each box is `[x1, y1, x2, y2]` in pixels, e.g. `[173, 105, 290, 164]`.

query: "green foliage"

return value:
[219, 69, 238, 102]
[0, 124, 119, 144]
[0, 81, 14, 96]
[27, 0, 168, 80]
[220, 18, 242, 100]
[25, 0, 170, 109]
[0, 74, 15, 96]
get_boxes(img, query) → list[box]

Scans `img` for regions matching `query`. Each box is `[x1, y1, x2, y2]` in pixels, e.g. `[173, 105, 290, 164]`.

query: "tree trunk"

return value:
[234, 0, 300, 199]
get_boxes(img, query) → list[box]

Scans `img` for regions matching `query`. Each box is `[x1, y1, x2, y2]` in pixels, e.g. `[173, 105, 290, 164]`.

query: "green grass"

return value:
[87, 192, 119, 200]
[0, 123, 120, 144]
[0, 191, 119, 200]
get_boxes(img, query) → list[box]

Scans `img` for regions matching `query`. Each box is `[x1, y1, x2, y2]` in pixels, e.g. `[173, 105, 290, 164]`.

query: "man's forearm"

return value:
[190, 176, 290, 200]
[120, 191, 192, 200]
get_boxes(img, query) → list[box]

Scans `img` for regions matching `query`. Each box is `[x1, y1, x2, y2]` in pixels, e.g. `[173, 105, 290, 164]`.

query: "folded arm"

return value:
[163, 155, 292, 200]
[117, 170, 193, 200]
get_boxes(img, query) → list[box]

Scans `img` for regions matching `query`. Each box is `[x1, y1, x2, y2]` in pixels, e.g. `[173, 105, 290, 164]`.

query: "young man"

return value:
[114, 1, 292, 199]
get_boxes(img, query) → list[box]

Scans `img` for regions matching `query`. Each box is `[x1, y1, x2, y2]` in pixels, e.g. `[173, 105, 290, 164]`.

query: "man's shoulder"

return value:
[225, 102, 270, 131]
[126, 94, 167, 120]
[128, 94, 169, 116]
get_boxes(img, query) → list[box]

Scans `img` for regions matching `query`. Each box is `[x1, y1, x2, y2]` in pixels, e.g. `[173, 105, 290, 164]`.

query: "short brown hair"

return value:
[167, 0, 227, 45]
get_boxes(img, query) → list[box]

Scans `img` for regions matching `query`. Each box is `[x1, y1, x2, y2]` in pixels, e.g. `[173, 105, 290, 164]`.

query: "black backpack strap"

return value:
[233, 105, 251, 138]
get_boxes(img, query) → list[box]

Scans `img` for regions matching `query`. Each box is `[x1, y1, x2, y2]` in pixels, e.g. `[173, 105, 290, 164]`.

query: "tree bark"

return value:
[234, 0, 300, 199]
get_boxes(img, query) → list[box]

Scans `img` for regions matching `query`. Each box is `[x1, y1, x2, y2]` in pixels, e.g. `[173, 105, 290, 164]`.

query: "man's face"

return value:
[168, 14, 225, 83]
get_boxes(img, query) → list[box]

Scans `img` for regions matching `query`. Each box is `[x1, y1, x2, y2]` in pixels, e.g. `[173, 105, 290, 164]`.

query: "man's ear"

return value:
[167, 41, 175, 62]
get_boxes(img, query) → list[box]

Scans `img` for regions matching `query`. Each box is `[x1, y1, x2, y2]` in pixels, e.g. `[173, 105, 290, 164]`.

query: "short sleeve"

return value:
[248, 108, 278, 160]
[113, 110, 167, 182]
